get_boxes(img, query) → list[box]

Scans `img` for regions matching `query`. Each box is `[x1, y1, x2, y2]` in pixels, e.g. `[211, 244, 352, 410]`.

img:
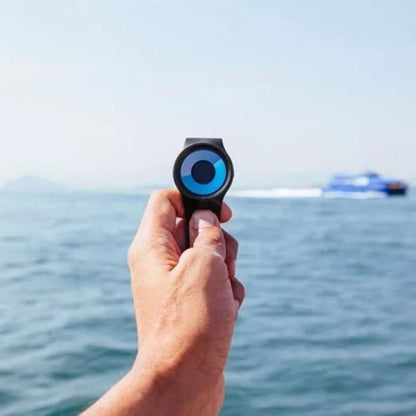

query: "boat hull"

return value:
[386, 187, 407, 196]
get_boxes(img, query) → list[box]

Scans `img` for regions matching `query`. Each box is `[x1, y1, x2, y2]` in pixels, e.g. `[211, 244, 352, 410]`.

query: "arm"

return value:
[81, 189, 245, 416]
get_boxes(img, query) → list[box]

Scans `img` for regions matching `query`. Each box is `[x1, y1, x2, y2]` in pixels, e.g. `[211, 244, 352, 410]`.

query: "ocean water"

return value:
[1, 191, 416, 416]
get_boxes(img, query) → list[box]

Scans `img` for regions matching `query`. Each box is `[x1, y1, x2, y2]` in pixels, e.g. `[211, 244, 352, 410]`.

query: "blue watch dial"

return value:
[180, 149, 227, 196]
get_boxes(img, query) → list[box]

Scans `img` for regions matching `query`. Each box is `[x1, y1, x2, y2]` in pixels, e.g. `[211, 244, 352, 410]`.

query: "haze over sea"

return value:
[1, 190, 416, 415]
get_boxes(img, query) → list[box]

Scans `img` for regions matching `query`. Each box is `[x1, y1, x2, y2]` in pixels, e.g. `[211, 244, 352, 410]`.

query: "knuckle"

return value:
[180, 248, 197, 264]
[205, 229, 224, 247]
[239, 282, 246, 302]
[231, 237, 239, 253]
[200, 250, 226, 270]
[182, 248, 206, 266]
[225, 232, 239, 252]
[127, 244, 136, 267]
[127, 241, 146, 269]
[185, 248, 224, 269]
[232, 277, 246, 304]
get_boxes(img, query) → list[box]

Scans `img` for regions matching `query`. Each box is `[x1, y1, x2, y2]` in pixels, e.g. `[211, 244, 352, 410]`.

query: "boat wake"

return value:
[229, 188, 388, 199]
[229, 188, 322, 199]
[323, 191, 386, 199]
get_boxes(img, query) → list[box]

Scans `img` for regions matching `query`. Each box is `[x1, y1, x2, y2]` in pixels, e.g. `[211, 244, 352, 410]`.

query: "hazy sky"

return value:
[1, 0, 415, 189]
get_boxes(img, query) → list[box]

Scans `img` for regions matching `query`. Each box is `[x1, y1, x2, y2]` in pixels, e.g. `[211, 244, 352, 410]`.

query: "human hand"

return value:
[127, 189, 245, 415]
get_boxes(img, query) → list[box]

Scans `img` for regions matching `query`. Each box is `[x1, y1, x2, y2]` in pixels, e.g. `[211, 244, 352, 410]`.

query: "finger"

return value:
[220, 201, 232, 223]
[174, 204, 230, 253]
[223, 230, 239, 278]
[131, 189, 184, 269]
[140, 189, 184, 236]
[174, 218, 187, 253]
[189, 210, 226, 260]
[231, 277, 245, 315]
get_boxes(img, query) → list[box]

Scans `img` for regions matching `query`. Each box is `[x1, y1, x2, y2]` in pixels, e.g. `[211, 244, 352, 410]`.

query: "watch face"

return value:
[174, 144, 233, 197]
[180, 149, 227, 196]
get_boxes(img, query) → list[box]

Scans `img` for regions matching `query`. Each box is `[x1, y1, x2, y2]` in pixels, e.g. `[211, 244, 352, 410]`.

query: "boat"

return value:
[323, 172, 407, 197]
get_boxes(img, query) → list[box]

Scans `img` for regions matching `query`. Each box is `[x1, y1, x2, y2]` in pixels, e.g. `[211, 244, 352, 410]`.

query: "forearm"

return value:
[81, 365, 161, 416]
[81, 356, 219, 416]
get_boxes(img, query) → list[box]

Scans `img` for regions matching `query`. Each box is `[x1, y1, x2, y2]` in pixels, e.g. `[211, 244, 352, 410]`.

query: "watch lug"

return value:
[185, 138, 224, 149]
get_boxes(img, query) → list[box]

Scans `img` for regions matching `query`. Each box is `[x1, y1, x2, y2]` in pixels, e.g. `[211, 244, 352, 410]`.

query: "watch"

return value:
[173, 138, 234, 247]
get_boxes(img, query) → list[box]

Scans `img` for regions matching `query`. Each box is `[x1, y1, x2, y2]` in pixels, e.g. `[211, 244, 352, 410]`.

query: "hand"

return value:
[82, 189, 244, 416]
[129, 189, 245, 415]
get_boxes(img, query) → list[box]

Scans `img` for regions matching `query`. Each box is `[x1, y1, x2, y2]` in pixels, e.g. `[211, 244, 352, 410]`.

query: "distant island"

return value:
[1, 175, 67, 193]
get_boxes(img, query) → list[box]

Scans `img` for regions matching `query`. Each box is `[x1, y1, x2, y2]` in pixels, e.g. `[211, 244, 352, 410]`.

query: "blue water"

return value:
[1, 191, 416, 415]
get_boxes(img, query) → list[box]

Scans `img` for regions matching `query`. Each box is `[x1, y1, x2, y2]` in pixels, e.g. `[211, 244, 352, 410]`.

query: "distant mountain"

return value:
[1, 175, 67, 193]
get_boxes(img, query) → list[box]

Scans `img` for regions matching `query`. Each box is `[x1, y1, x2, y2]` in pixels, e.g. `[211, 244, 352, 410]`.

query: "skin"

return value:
[81, 189, 245, 416]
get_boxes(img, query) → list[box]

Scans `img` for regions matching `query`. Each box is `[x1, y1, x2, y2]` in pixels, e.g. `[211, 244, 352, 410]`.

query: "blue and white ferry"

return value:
[323, 172, 407, 197]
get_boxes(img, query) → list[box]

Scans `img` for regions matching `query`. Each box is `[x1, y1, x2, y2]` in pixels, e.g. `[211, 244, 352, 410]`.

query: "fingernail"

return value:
[192, 211, 216, 230]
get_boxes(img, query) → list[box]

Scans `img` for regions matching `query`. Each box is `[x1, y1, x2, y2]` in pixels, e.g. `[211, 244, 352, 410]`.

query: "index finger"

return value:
[141, 189, 185, 237]
[129, 190, 184, 271]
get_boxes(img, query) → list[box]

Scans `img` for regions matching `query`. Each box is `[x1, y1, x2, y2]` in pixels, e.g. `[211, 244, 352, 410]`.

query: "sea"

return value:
[1, 190, 416, 416]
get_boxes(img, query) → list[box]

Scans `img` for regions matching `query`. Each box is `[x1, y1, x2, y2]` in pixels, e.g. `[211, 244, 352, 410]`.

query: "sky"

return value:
[0, 0, 415, 189]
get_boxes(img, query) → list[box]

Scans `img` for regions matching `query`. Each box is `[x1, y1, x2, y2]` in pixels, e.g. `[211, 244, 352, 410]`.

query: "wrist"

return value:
[130, 351, 221, 416]
[130, 354, 194, 415]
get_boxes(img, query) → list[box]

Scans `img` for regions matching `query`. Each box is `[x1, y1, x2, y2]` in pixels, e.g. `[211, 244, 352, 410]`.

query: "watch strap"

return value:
[185, 138, 224, 149]
[183, 195, 223, 247]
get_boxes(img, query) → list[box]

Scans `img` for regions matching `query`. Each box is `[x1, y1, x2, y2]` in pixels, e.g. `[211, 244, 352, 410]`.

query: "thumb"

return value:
[189, 210, 226, 260]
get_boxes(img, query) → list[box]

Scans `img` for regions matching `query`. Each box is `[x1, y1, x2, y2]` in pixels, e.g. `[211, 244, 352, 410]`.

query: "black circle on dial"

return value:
[191, 160, 215, 184]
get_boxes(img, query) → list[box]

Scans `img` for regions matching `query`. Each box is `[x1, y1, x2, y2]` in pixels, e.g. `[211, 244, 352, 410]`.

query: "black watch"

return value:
[173, 138, 234, 247]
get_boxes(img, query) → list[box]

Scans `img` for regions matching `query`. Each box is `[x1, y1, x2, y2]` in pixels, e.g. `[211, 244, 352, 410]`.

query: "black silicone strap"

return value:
[183, 196, 223, 248]
[185, 138, 225, 149]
